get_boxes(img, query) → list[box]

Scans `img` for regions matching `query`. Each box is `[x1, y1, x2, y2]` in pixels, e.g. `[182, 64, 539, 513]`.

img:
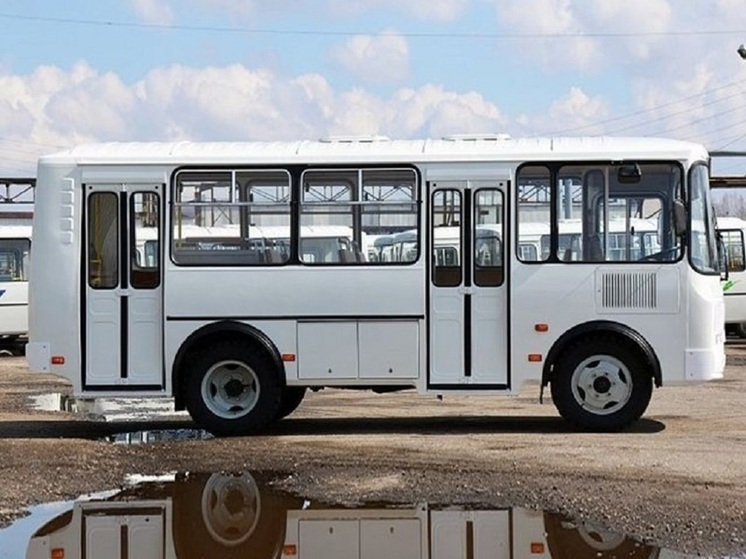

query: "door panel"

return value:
[84, 184, 163, 389]
[428, 181, 508, 387]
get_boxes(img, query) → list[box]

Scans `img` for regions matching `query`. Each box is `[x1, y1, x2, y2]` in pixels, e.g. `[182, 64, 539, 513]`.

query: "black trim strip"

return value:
[428, 383, 511, 390]
[82, 383, 165, 391]
[81, 183, 88, 386]
[464, 293, 472, 377]
[166, 314, 425, 322]
[0, 303, 28, 308]
[120, 296, 128, 379]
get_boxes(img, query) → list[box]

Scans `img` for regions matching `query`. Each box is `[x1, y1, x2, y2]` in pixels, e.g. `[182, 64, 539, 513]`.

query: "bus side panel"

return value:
[164, 265, 425, 388]
[510, 261, 691, 386]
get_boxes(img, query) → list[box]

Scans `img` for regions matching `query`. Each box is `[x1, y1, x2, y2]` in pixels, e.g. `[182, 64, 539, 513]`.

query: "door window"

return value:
[88, 192, 119, 289]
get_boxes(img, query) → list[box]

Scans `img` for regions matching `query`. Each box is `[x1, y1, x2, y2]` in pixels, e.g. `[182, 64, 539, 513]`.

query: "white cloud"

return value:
[129, 0, 174, 25]
[510, 86, 609, 137]
[332, 31, 410, 83]
[547, 87, 607, 129]
[327, 0, 469, 22]
[0, 62, 508, 173]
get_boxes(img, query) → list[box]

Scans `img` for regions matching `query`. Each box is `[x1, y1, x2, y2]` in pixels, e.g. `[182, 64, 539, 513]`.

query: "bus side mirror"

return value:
[673, 199, 687, 237]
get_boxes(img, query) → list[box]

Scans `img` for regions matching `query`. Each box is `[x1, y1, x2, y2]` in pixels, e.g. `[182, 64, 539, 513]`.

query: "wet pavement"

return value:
[2, 470, 742, 559]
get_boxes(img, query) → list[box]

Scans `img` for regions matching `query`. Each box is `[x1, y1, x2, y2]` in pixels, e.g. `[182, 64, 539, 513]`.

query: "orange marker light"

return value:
[282, 354, 296, 362]
[534, 323, 549, 332]
[528, 354, 543, 362]
[51, 356, 65, 365]
[282, 544, 298, 556]
[51, 549, 65, 559]
[530, 542, 545, 554]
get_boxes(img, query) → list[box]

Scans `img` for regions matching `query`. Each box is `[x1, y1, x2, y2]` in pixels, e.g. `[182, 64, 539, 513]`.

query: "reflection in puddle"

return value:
[29, 392, 189, 422]
[8, 471, 732, 559]
[28, 393, 76, 413]
[107, 429, 213, 444]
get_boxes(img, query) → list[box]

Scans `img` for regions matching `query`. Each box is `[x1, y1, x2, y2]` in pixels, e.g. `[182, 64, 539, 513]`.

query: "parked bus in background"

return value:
[0, 177, 34, 356]
[0, 224, 32, 355]
[26, 136, 725, 436]
[716, 216, 746, 337]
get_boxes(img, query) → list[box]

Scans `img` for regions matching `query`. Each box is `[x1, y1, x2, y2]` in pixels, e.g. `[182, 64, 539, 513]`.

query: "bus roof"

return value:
[716, 216, 746, 230]
[0, 224, 32, 239]
[39, 136, 709, 167]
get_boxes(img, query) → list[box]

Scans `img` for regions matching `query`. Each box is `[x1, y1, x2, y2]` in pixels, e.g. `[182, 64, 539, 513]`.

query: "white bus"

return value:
[715, 215, 746, 336]
[0, 224, 32, 355]
[25, 471, 661, 559]
[26, 136, 725, 436]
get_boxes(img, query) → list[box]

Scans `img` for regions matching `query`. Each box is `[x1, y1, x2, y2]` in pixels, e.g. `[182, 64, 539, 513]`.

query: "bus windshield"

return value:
[689, 163, 719, 274]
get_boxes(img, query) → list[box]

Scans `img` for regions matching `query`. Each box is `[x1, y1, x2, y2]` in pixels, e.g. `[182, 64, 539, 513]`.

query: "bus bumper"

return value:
[685, 346, 725, 381]
[26, 342, 51, 373]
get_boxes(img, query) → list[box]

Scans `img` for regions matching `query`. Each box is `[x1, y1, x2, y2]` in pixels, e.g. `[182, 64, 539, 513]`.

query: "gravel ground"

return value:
[0, 343, 745, 556]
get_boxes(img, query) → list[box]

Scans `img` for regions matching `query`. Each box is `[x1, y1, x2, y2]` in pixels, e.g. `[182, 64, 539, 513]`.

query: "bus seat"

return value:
[264, 248, 284, 263]
[338, 249, 357, 263]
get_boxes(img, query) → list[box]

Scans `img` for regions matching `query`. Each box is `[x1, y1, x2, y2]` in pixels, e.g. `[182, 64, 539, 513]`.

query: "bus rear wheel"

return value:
[550, 336, 653, 432]
[184, 341, 282, 436]
[736, 322, 746, 338]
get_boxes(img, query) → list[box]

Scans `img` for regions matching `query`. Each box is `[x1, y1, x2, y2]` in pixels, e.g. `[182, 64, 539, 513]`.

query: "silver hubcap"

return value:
[571, 355, 632, 415]
[201, 473, 261, 547]
[201, 360, 260, 419]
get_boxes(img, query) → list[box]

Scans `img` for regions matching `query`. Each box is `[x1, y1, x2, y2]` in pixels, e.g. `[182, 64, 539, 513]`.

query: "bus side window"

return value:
[473, 188, 504, 287]
[88, 192, 119, 289]
[130, 192, 160, 289]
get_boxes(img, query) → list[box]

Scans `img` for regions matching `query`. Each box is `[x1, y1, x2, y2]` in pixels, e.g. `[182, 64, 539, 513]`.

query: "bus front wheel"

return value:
[550, 336, 653, 432]
[184, 341, 282, 436]
[276, 386, 307, 420]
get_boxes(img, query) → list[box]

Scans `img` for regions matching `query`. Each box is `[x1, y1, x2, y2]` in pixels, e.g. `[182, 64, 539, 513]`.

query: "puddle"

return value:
[1, 471, 740, 559]
[28, 393, 76, 413]
[29, 393, 189, 422]
[107, 428, 213, 444]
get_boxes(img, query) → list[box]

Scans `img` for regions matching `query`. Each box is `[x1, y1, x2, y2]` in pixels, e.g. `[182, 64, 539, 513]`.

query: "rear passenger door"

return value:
[84, 184, 163, 389]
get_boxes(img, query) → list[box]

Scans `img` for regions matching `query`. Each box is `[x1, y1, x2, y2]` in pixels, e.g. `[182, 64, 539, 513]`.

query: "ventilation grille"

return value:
[601, 272, 657, 309]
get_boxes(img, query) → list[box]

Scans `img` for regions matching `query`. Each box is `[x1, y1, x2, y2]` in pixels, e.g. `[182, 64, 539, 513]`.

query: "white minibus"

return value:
[26, 136, 726, 435]
[716, 216, 746, 336]
[0, 224, 32, 355]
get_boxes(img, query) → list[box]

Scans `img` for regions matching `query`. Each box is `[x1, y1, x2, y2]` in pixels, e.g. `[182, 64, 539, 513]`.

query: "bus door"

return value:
[428, 180, 509, 388]
[84, 184, 163, 389]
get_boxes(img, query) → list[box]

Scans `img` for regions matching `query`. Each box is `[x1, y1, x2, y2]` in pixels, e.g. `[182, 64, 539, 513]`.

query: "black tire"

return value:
[276, 386, 307, 420]
[184, 341, 282, 437]
[172, 472, 288, 559]
[736, 322, 746, 339]
[544, 512, 656, 559]
[550, 335, 653, 432]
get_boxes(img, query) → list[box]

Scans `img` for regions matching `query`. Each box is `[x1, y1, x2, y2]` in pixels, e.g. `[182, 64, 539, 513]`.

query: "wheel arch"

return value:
[541, 320, 662, 389]
[171, 320, 285, 411]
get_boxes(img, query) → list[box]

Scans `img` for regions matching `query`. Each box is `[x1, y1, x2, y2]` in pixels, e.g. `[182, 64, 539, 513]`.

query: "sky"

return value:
[1, 0, 746, 176]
